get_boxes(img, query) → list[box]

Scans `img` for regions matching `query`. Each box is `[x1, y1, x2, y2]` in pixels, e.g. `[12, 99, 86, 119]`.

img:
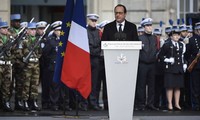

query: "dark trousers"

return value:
[154, 74, 166, 108]
[43, 70, 71, 108]
[136, 63, 155, 108]
[89, 56, 100, 106]
[41, 68, 51, 105]
[96, 56, 108, 108]
[190, 69, 200, 109]
[180, 71, 191, 109]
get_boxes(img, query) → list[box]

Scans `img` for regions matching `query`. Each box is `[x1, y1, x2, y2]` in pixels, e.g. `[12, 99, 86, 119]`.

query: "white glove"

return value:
[169, 57, 175, 64]
[164, 57, 175, 64]
[184, 38, 189, 44]
[183, 64, 187, 72]
[164, 58, 170, 63]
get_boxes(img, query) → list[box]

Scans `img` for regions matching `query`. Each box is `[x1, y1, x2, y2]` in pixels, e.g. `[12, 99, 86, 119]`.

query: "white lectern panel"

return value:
[101, 41, 141, 120]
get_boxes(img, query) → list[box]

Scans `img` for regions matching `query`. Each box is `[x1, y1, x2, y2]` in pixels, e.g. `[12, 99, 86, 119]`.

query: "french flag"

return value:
[61, 0, 91, 99]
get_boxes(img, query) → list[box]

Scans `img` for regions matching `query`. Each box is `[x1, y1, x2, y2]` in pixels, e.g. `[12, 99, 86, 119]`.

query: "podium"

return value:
[101, 41, 142, 120]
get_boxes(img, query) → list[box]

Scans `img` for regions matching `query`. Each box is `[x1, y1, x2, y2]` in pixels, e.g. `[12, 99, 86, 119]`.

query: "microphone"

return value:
[121, 33, 127, 41]
[114, 32, 121, 41]
[114, 32, 127, 41]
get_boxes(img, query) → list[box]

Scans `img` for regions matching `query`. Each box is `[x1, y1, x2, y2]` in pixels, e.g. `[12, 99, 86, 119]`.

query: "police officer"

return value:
[153, 28, 167, 109]
[9, 14, 24, 110]
[87, 14, 102, 111]
[158, 26, 186, 111]
[0, 21, 13, 112]
[21, 22, 41, 111]
[96, 20, 110, 110]
[185, 22, 200, 111]
[179, 24, 191, 110]
[135, 18, 158, 111]
[137, 26, 144, 36]
[187, 25, 193, 38]
[35, 21, 49, 109]
[164, 26, 172, 43]
[179, 24, 188, 43]
[43, 21, 72, 111]
[42, 21, 61, 111]
[20, 22, 28, 28]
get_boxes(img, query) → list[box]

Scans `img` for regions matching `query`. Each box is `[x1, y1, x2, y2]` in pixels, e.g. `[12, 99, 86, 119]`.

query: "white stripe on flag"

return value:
[68, 21, 89, 53]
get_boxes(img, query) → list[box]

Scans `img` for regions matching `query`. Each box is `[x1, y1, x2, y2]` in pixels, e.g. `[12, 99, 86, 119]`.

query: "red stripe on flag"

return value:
[61, 41, 91, 99]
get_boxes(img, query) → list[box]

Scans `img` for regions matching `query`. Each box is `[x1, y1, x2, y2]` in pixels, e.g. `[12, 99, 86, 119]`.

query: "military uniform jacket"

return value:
[8, 27, 20, 38]
[22, 35, 42, 61]
[87, 26, 101, 57]
[139, 33, 157, 64]
[0, 34, 13, 61]
[158, 40, 184, 74]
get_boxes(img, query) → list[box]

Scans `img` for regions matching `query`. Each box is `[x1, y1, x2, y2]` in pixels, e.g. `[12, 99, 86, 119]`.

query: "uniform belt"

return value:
[29, 58, 39, 62]
[0, 60, 11, 65]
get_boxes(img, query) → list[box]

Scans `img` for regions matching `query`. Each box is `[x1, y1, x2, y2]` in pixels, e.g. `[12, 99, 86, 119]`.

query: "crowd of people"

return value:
[0, 4, 200, 114]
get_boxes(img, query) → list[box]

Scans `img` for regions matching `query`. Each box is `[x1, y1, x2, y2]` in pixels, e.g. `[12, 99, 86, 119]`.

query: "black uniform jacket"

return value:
[185, 34, 200, 69]
[139, 33, 157, 64]
[42, 33, 58, 71]
[158, 40, 184, 74]
[101, 20, 138, 41]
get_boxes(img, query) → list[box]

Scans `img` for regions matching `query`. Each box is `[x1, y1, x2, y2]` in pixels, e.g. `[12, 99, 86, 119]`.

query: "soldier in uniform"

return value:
[21, 22, 41, 111]
[0, 21, 14, 112]
[135, 18, 158, 111]
[158, 26, 186, 111]
[9, 14, 24, 110]
[185, 22, 200, 111]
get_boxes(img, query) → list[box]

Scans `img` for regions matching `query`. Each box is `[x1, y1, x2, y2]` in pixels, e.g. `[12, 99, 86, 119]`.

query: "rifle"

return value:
[23, 24, 50, 63]
[187, 51, 200, 72]
[0, 18, 34, 57]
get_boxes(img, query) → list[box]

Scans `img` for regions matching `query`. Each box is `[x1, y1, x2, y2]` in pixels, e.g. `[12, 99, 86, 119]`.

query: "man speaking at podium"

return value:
[101, 4, 138, 41]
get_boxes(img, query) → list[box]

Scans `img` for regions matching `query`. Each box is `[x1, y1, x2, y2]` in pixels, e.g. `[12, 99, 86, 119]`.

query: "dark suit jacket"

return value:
[101, 20, 138, 41]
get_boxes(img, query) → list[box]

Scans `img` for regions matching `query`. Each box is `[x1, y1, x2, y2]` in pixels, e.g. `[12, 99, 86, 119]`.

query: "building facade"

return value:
[0, 0, 199, 27]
